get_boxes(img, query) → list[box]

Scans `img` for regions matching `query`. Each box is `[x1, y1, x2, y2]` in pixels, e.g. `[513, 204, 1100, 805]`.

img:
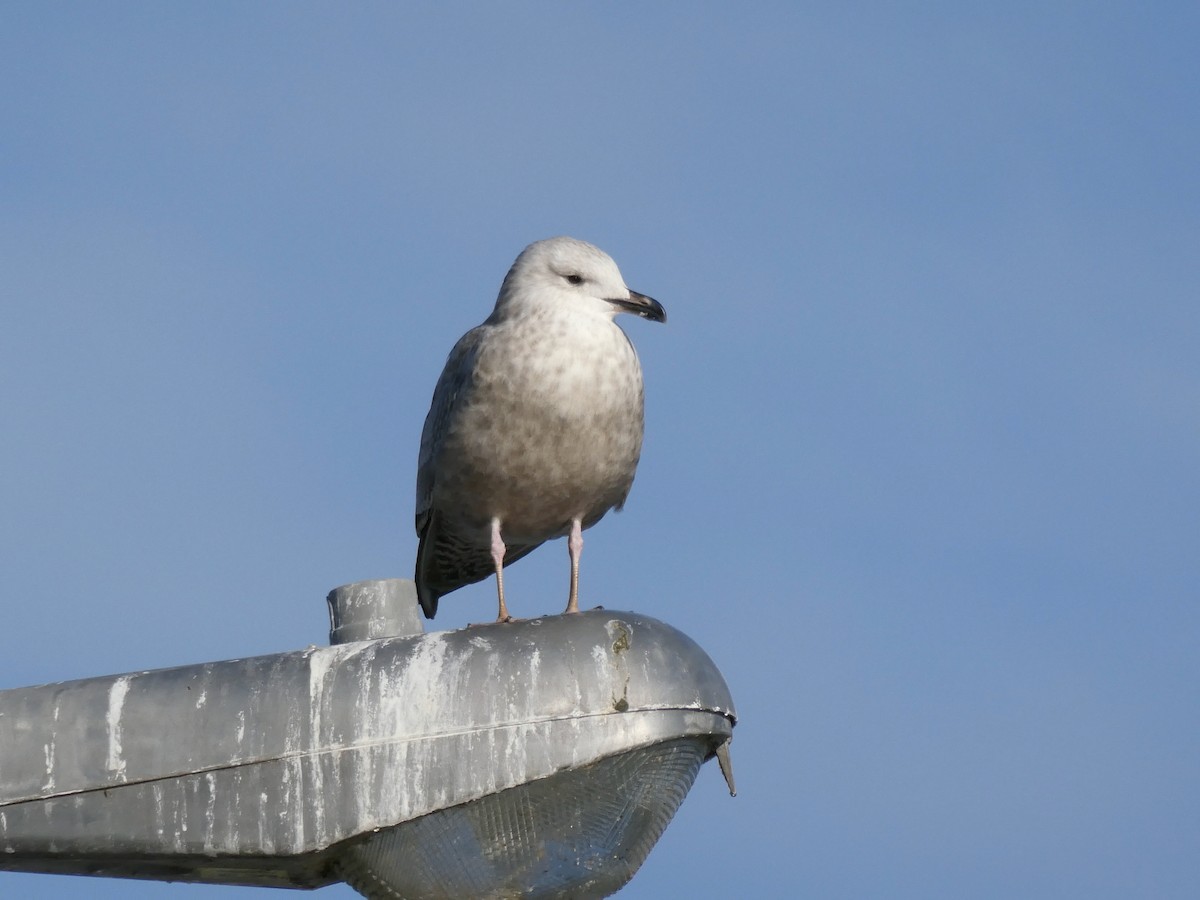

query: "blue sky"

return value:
[2, 4, 1198, 898]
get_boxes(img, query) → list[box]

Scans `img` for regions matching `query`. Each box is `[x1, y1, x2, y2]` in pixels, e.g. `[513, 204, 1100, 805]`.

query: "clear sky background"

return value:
[2, 4, 1197, 898]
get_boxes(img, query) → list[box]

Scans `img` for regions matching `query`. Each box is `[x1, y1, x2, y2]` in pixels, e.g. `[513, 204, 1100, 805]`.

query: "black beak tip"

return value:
[629, 290, 667, 324]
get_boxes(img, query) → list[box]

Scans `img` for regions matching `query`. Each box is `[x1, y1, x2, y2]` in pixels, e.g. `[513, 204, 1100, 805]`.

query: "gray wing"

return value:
[415, 326, 496, 619]
[415, 326, 486, 536]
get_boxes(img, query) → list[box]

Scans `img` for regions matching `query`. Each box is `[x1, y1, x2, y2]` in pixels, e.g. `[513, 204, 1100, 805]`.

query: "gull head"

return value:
[493, 236, 666, 324]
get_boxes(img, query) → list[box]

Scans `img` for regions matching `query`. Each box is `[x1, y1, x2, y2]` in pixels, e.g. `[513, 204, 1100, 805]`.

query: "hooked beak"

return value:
[608, 289, 666, 323]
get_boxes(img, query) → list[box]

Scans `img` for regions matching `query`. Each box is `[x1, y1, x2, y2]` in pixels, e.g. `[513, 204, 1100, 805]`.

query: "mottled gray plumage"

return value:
[415, 237, 665, 620]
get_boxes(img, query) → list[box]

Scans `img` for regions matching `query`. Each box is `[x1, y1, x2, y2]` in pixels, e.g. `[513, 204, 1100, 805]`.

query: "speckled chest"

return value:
[438, 311, 646, 534]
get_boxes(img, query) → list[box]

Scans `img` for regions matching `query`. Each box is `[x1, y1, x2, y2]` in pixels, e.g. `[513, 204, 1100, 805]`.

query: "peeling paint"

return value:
[40, 743, 54, 792]
[105, 675, 132, 781]
[607, 620, 632, 654]
[40, 703, 60, 792]
[202, 771, 217, 854]
[590, 644, 608, 670]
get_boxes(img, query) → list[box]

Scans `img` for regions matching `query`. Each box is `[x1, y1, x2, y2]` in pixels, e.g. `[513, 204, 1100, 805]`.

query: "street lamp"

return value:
[0, 580, 736, 898]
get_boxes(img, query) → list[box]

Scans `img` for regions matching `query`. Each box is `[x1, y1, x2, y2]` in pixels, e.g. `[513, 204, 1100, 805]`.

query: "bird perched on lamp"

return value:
[415, 236, 665, 622]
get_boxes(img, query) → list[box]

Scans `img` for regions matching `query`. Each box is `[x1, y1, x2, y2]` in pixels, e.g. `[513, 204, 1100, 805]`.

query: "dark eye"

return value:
[566, 274, 583, 285]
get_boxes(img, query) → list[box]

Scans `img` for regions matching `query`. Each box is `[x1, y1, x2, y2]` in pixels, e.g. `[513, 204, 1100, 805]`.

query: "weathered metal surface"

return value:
[327, 578, 424, 644]
[0, 605, 735, 888]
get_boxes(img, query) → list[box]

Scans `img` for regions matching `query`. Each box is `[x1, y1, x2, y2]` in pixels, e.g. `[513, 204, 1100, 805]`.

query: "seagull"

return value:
[414, 237, 666, 621]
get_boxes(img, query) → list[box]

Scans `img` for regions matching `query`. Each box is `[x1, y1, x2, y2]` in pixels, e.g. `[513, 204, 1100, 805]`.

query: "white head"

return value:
[492, 236, 666, 324]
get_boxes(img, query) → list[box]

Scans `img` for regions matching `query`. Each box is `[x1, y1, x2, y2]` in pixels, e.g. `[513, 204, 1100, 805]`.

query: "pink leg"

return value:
[565, 518, 583, 614]
[491, 517, 511, 622]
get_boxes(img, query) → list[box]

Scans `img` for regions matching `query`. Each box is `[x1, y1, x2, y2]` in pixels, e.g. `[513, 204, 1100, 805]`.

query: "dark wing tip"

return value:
[415, 518, 440, 619]
[418, 587, 439, 619]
